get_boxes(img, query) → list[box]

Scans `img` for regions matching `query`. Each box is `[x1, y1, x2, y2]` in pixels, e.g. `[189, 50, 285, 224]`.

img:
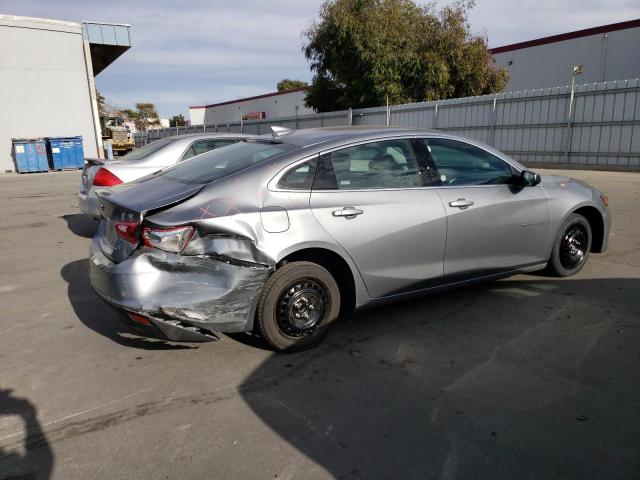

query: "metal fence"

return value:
[135, 78, 640, 170]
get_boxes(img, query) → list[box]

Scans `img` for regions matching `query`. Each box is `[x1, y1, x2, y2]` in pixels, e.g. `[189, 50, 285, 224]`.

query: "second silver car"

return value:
[78, 133, 255, 218]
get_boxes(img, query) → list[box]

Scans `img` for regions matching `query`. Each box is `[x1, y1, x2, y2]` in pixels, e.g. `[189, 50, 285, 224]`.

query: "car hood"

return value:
[540, 174, 591, 189]
[96, 176, 206, 215]
[540, 174, 606, 201]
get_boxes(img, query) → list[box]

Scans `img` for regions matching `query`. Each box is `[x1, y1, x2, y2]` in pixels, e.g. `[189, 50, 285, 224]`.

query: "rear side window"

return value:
[423, 138, 514, 186]
[313, 140, 420, 190]
[160, 141, 296, 184]
[278, 159, 317, 190]
[120, 137, 176, 162]
[181, 139, 238, 162]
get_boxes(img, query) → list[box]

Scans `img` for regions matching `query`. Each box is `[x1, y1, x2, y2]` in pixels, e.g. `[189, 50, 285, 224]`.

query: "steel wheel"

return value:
[276, 279, 329, 337]
[255, 261, 341, 351]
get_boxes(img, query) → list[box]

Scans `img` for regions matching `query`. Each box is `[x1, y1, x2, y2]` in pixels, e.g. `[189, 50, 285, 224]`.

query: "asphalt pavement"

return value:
[1, 168, 639, 480]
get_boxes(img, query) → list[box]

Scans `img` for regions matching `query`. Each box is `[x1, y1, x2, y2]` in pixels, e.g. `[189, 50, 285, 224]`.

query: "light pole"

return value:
[568, 65, 583, 122]
[565, 65, 584, 162]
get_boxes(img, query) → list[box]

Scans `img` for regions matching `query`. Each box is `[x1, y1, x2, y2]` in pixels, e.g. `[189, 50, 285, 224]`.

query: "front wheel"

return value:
[546, 213, 592, 277]
[255, 261, 340, 352]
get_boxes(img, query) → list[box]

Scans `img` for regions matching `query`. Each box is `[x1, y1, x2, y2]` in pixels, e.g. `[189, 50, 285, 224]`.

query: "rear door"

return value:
[421, 137, 550, 280]
[309, 138, 446, 298]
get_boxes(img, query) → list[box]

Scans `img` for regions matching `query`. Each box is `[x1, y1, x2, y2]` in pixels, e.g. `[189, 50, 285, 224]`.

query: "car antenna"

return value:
[270, 125, 293, 139]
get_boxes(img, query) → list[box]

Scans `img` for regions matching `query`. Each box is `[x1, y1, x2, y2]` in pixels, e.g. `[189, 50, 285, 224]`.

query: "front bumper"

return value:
[78, 191, 100, 219]
[89, 236, 271, 341]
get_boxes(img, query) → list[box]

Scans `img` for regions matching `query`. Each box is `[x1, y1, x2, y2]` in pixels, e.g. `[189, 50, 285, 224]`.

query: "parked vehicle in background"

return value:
[100, 116, 135, 155]
[78, 133, 256, 219]
[89, 127, 610, 351]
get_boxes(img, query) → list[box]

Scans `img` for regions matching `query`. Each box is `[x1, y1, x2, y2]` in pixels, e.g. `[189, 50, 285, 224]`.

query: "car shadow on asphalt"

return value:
[0, 389, 54, 480]
[237, 277, 640, 480]
[61, 259, 195, 350]
[60, 213, 97, 238]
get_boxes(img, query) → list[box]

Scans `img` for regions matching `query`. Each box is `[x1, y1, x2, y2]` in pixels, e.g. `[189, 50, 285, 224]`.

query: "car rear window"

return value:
[119, 137, 177, 161]
[159, 141, 296, 184]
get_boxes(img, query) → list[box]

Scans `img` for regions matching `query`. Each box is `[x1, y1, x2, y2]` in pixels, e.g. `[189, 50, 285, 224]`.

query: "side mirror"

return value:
[520, 170, 541, 187]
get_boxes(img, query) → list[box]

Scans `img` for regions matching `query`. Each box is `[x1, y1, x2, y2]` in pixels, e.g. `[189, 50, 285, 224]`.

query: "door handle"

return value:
[449, 198, 474, 209]
[332, 207, 364, 218]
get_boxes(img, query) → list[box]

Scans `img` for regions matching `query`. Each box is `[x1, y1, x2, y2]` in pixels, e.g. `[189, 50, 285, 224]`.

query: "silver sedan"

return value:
[89, 127, 610, 351]
[78, 133, 256, 218]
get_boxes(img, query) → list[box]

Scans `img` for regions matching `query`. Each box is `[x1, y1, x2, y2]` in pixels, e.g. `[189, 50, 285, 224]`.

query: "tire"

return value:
[255, 261, 341, 352]
[545, 213, 592, 277]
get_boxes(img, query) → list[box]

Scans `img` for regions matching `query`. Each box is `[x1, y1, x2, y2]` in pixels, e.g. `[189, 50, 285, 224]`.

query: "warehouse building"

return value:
[492, 19, 640, 92]
[0, 15, 131, 173]
[189, 87, 313, 126]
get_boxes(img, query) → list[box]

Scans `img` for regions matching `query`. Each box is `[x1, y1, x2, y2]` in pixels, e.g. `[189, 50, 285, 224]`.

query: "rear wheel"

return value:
[255, 261, 340, 352]
[546, 213, 592, 277]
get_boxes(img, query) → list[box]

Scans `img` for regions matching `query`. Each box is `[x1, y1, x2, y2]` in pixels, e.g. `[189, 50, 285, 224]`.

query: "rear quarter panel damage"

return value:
[90, 236, 272, 333]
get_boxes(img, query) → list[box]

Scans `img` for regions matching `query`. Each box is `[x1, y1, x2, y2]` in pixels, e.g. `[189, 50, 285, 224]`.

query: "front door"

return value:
[309, 138, 447, 298]
[421, 137, 549, 280]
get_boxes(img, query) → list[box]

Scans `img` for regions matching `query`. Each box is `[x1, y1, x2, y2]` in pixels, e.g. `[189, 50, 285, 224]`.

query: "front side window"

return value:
[313, 139, 420, 190]
[422, 138, 514, 186]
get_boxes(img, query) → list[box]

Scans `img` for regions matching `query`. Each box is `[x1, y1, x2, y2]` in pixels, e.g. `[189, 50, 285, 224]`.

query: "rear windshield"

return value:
[159, 141, 296, 184]
[120, 137, 176, 161]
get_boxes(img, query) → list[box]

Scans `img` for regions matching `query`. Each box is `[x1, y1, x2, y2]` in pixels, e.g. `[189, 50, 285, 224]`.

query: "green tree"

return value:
[277, 79, 309, 92]
[303, 0, 508, 112]
[169, 114, 186, 127]
[95, 89, 106, 116]
[122, 102, 161, 131]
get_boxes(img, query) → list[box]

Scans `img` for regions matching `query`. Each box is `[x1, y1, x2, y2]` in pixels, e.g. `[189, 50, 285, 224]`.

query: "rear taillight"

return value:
[114, 221, 139, 244]
[128, 312, 152, 326]
[93, 168, 123, 186]
[142, 225, 194, 253]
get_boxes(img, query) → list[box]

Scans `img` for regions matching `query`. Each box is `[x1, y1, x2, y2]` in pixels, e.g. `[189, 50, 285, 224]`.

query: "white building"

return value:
[189, 87, 314, 126]
[492, 19, 640, 92]
[0, 15, 131, 173]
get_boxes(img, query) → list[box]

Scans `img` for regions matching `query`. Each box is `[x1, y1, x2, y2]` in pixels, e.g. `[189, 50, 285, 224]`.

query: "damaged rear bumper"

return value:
[89, 236, 272, 341]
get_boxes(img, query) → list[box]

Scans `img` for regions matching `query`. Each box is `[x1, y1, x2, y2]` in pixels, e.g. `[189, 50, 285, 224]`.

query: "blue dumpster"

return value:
[12, 139, 49, 173]
[47, 136, 84, 170]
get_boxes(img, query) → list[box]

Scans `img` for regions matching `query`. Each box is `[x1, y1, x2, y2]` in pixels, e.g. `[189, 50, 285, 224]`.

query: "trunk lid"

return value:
[96, 177, 207, 262]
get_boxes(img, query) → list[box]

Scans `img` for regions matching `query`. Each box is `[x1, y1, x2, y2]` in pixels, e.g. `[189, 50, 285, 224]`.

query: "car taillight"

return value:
[142, 225, 194, 253]
[114, 221, 139, 244]
[93, 168, 123, 186]
[128, 312, 152, 326]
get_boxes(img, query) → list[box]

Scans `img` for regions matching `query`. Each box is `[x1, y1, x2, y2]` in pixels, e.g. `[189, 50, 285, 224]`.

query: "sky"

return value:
[1, 0, 638, 119]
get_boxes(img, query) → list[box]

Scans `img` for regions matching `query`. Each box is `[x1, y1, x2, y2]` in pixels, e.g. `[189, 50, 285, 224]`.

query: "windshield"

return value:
[119, 137, 176, 162]
[159, 141, 296, 184]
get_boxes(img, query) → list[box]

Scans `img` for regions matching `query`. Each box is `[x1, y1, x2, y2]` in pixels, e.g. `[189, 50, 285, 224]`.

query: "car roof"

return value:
[271, 126, 452, 148]
[164, 132, 257, 142]
[254, 126, 525, 171]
